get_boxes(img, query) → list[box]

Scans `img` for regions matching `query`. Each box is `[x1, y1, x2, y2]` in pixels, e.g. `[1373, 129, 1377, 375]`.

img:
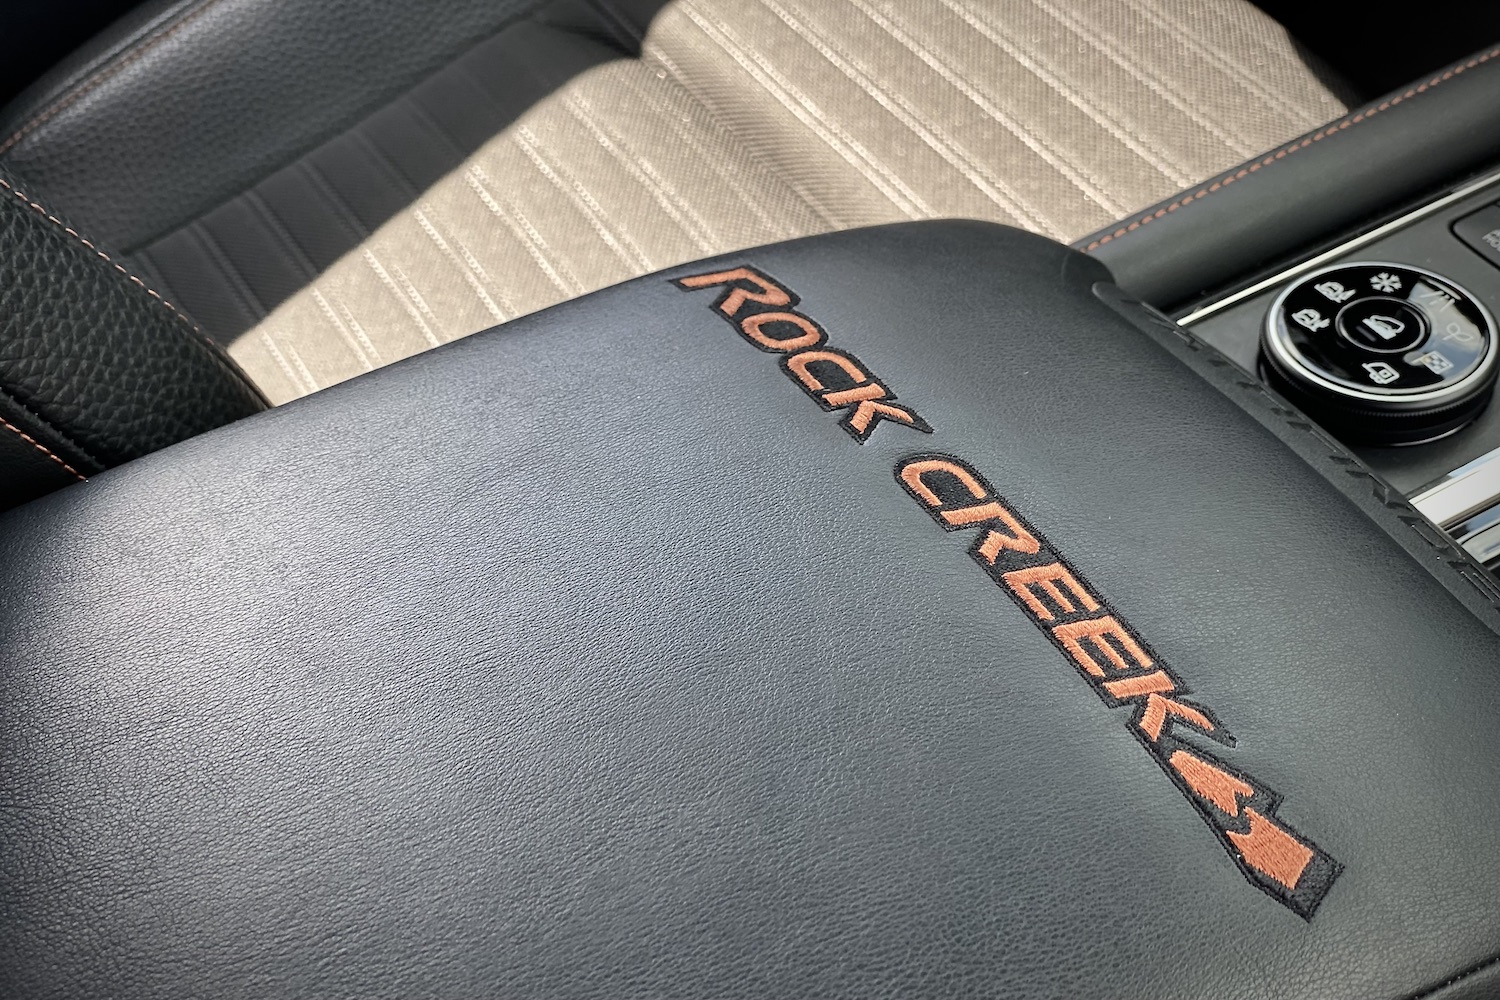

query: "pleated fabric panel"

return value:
[131, 0, 1345, 403]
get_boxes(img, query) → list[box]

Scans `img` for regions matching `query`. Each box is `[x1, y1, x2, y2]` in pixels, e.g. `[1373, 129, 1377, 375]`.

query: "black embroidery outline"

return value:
[896, 451, 1343, 919]
[672, 269, 931, 444]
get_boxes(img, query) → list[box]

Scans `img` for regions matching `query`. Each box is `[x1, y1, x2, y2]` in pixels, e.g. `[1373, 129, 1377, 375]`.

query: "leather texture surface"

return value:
[2, 0, 1344, 402]
[1080, 42, 1500, 310]
[0, 0, 566, 253]
[1, 222, 1498, 998]
[1417, 957, 1500, 1000]
[0, 164, 265, 509]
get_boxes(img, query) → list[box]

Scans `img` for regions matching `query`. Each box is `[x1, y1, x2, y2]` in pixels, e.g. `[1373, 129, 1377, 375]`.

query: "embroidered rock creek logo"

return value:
[673, 267, 932, 442]
[674, 264, 1342, 919]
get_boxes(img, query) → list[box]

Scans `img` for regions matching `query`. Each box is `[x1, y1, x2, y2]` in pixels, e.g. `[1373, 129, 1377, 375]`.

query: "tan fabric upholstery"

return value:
[230, 0, 1344, 403]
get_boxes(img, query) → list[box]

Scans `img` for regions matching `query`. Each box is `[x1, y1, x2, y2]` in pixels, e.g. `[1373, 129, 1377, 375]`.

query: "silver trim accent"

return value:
[1178, 169, 1500, 327]
[1410, 444, 1500, 528]
[1262, 262, 1499, 407]
[1457, 516, 1500, 565]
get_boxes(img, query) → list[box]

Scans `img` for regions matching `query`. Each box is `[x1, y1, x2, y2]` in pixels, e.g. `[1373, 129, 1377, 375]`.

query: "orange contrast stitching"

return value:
[0, 175, 202, 335]
[0, 417, 84, 481]
[1081, 46, 1500, 253]
[0, 0, 226, 156]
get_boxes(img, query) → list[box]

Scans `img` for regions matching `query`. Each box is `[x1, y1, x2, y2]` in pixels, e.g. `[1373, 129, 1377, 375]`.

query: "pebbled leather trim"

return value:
[0, 0, 571, 253]
[0, 170, 268, 411]
[1077, 45, 1500, 254]
[0, 174, 210, 347]
[0, 0, 222, 157]
[0, 159, 267, 508]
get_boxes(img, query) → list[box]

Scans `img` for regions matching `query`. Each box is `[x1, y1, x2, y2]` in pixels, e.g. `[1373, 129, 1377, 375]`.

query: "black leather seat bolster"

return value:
[0, 0, 666, 256]
[1080, 43, 1500, 310]
[2, 222, 1498, 999]
[0, 164, 265, 508]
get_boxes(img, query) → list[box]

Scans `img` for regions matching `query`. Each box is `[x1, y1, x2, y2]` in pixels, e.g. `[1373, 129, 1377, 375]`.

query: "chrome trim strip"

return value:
[1410, 444, 1500, 528]
[1459, 519, 1500, 565]
[1177, 169, 1500, 327]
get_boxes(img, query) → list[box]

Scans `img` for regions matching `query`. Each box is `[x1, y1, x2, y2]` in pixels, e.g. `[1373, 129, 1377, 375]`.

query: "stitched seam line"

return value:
[1410, 951, 1500, 1000]
[0, 0, 225, 156]
[0, 417, 84, 481]
[0, 384, 101, 470]
[0, 174, 266, 407]
[1078, 46, 1500, 253]
[0, 175, 217, 347]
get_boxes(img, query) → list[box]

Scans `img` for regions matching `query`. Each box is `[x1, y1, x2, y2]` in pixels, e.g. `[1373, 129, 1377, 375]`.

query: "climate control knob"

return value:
[1260, 262, 1499, 444]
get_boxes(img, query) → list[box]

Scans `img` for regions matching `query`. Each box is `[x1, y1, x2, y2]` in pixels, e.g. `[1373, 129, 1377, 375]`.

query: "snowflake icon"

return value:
[1370, 271, 1402, 293]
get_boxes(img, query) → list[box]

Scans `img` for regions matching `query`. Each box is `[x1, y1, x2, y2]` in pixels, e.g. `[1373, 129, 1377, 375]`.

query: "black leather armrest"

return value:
[2, 222, 1498, 1000]
[1080, 44, 1500, 309]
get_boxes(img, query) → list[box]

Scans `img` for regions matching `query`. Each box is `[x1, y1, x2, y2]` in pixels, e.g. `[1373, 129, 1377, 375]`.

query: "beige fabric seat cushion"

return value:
[232, 0, 1345, 403]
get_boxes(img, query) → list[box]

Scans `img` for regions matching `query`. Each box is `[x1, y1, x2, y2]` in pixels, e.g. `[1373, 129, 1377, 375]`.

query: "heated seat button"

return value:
[1453, 204, 1500, 269]
[1336, 297, 1427, 353]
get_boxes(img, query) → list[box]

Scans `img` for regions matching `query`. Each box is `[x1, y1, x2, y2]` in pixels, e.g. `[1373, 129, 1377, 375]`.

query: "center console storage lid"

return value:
[2, 222, 1499, 999]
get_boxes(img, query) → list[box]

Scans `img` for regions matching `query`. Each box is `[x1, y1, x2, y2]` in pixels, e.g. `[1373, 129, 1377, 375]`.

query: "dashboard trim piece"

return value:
[1457, 519, 1500, 565]
[1177, 168, 1500, 555]
[1177, 169, 1500, 327]
[1411, 444, 1500, 528]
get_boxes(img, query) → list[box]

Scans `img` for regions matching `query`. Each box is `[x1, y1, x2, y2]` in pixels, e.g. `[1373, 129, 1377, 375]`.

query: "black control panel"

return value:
[1185, 175, 1500, 493]
[1453, 203, 1500, 269]
[1261, 262, 1497, 444]
[1182, 173, 1500, 573]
